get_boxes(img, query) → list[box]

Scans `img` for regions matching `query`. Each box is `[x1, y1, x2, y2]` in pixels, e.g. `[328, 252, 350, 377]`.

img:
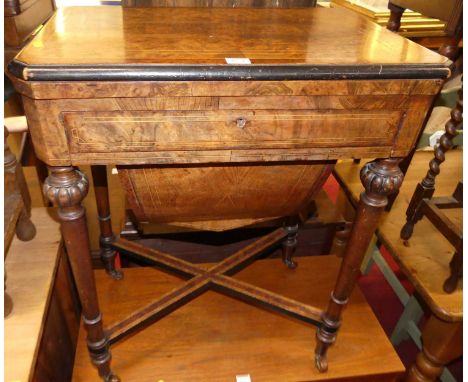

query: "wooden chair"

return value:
[401, 83, 463, 294]
[333, 149, 462, 382]
[4, 127, 36, 317]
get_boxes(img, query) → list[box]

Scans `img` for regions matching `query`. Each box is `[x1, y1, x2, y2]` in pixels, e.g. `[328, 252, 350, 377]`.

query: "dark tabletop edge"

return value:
[8, 59, 451, 82]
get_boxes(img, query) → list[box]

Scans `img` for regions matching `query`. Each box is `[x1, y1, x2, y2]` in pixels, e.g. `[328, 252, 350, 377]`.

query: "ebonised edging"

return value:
[9, 60, 451, 82]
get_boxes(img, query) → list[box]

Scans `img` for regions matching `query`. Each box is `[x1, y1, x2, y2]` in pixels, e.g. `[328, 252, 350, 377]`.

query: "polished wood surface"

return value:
[122, 0, 316, 7]
[334, 149, 462, 321]
[14, 7, 448, 67]
[73, 258, 404, 382]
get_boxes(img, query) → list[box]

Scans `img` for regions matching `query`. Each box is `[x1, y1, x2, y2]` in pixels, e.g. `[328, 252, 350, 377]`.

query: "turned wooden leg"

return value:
[439, 36, 461, 61]
[91, 165, 123, 280]
[401, 84, 462, 241]
[315, 158, 403, 372]
[403, 314, 462, 382]
[282, 217, 298, 269]
[4, 271, 13, 318]
[443, 250, 462, 294]
[15, 208, 36, 241]
[44, 166, 120, 382]
[4, 127, 36, 242]
[387, 2, 405, 32]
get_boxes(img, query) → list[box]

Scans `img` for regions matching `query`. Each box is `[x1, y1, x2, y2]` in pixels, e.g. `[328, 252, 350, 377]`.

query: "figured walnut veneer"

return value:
[118, 164, 332, 230]
[20, 81, 439, 166]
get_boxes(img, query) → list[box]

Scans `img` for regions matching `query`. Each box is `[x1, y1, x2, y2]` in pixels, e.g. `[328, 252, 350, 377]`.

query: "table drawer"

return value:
[63, 109, 402, 153]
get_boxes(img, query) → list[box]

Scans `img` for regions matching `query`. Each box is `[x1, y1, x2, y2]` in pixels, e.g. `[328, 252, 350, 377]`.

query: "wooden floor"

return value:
[72, 256, 404, 382]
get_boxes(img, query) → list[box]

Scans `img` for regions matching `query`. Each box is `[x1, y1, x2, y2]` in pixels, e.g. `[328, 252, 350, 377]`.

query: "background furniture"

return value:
[383, 0, 463, 210]
[387, 0, 462, 60]
[334, 148, 462, 382]
[4, 127, 36, 317]
[5, 208, 81, 382]
[4, 0, 55, 65]
[401, 85, 463, 294]
[9, 6, 449, 381]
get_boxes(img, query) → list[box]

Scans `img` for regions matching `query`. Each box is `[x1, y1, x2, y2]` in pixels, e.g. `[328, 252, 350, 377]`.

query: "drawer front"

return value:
[63, 109, 402, 153]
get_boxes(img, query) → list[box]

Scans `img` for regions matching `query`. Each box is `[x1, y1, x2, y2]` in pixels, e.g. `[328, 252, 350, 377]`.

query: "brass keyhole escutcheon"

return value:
[237, 117, 247, 129]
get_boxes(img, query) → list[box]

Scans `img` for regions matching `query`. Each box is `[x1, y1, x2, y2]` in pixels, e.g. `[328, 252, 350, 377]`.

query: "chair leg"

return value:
[403, 314, 462, 382]
[438, 36, 462, 61]
[387, 2, 405, 32]
[443, 250, 462, 293]
[15, 208, 36, 241]
[4, 271, 13, 318]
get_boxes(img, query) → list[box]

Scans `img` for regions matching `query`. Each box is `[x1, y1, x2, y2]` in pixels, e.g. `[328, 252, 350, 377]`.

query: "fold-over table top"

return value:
[10, 6, 450, 81]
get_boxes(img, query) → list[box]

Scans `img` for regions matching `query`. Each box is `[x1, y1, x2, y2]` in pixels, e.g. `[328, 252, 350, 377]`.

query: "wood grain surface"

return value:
[122, 0, 317, 7]
[72, 257, 404, 381]
[14, 7, 448, 67]
[118, 163, 332, 229]
[334, 149, 462, 321]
